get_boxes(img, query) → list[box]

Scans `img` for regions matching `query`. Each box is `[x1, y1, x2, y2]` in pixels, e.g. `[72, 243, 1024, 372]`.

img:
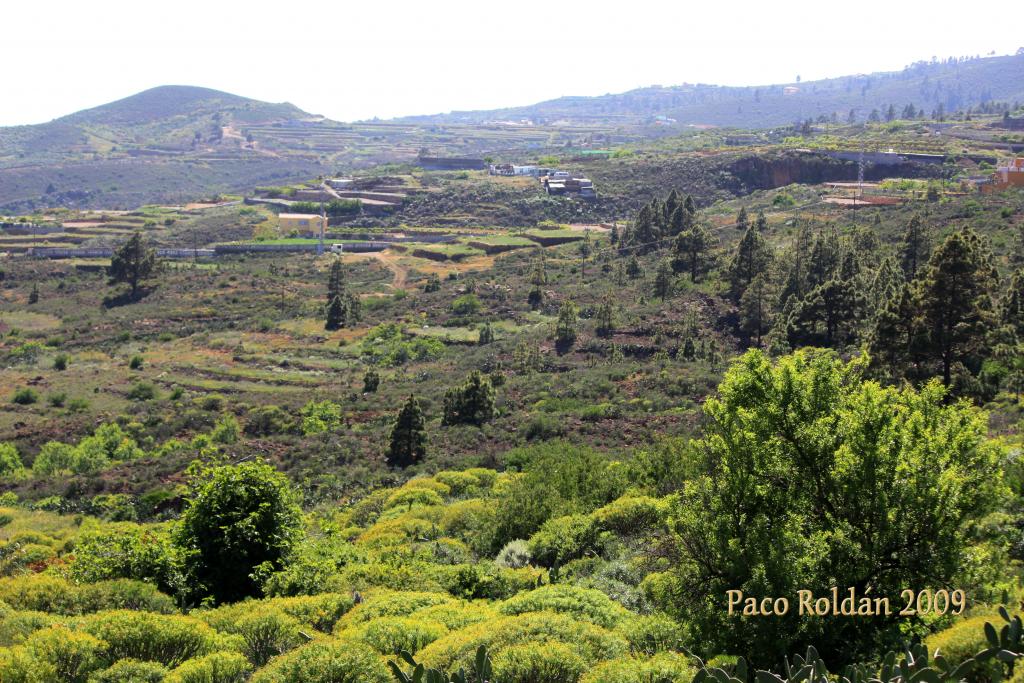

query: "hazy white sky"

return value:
[2, 0, 1021, 126]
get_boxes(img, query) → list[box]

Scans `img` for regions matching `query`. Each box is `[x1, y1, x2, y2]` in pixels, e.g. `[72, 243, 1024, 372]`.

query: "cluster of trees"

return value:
[614, 189, 1024, 401]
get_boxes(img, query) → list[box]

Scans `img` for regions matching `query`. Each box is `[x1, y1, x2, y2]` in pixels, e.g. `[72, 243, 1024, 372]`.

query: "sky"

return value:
[2, 0, 1022, 127]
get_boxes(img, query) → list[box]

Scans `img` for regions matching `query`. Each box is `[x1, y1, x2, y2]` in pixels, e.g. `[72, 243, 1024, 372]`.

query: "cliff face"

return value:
[725, 152, 951, 193]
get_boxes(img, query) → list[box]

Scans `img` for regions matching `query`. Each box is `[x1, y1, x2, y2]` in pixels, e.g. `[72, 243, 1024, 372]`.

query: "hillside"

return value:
[397, 52, 1024, 128]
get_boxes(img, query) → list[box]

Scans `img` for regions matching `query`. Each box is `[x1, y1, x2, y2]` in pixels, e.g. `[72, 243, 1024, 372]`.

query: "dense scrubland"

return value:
[2, 104, 1024, 682]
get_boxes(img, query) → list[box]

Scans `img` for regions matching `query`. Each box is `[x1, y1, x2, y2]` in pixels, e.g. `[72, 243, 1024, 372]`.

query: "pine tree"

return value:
[898, 215, 930, 280]
[442, 371, 496, 426]
[916, 229, 997, 386]
[672, 222, 715, 281]
[595, 297, 615, 337]
[868, 282, 926, 380]
[614, 261, 626, 286]
[109, 231, 157, 298]
[787, 276, 861, 348]
[626, 255, 643, 279]
[736, 207, 749, 232]
[478, 322, 495, 345]
[527, 285, 544, 310]
[727, 226, 773, 299]
[754, 210, 768, 232]
[1010, 224, 1024, 270]
[869, 255, 905, 313]
[388, 395, 427, 467]
[28, 283, 39, 305]
[554, 300, 578, 351]
[664, 189, 682, 224]
[325, 258, 348, 331]
[609, 223, 619, 246]
[654, 260, 674, 302]
[1000, 269, 1024, 340]
[805, 228, 841, 292]
[362, 368, 380, 393]
[739, 273, 776, 348]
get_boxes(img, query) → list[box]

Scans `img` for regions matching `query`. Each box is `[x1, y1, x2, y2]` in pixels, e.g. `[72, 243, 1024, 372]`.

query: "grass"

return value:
[0, 311, 62, 331]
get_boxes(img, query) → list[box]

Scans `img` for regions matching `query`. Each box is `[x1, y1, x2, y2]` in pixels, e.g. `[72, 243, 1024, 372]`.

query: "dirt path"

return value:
[341, 251, 410, 289]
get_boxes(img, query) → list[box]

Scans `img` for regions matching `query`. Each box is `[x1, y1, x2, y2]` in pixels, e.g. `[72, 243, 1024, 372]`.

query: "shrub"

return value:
[495, 540, 532, 569]
[47, 392, 68, 408]
[262, 594, 355, 633]
[0, 443, 24, 477]
[527, 514, 602, 568]
[342, 616, 448, 655]
[434, 471, 480, 496]
[88, 659, 169, 683]
[490, 641, 586, 683]
[53, 353, 69, 371]
[32, 441, 76, 475]
[591, 496, 666, 535]
[442, 371, 496, 426]
[12, 388, 39, 405]
[68, 527, 180, 596]
[248, 639, 390, 683]
[164, 652, 251, 683]
[580, 652, 694, 683]
[923, 615, 999, 670]
[77, 611, 228, 668]
[0, 608, 54, 647]
[0, 575, 93, 614]
[497, 584, 629, 629]
[336, 591, 459, 629]
[127, 382, 158, 401]
[417, 612, 627, 674]
[129, 355, 144, 370]
[450, 294, 482, 315]
[21, 625, 106, 683]
[299, 400, 342, 435]
[204, 607, 305, 667]
[615, 613, 685, 655]
[244, 406, 294, 436]
[383, 487, 443, 510]
[173, 461, 304, 604]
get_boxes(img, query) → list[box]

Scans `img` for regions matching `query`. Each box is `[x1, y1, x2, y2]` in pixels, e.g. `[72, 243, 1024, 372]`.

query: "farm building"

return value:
[980, 158, 1024, 193]
[279, 213, 327, 233]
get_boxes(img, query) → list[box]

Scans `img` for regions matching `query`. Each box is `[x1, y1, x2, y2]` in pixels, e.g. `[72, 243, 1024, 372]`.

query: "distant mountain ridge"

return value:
[394, 53, 1024, 128]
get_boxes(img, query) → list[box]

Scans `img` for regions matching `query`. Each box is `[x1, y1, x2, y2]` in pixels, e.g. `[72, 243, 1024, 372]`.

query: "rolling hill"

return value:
[396, 52, 1024, 128]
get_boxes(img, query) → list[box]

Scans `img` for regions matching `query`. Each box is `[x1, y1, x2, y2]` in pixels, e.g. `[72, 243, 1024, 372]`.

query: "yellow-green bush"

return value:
[527, 515, 601, 568]
[76, 611, 234, 668]
[463, 468, 498, 490]
[341, 616, 448, 655]
[0, 542, 56, 575]
[347, 490, 391, 528]
[199, 607, 305, 667]
[21, 625, 107, 683]
[87, 658, 168, 683]
[382, 488, 444, 511]
[248, 639, 390, 683]
[164, 652, 251, 683]
[490, 641, 586, 683]
[0, 576, 174, 616]
[591, 496, 667, 535]
[0, 606, 54, 647]
[616, 613, 685, 655]
[498, 584, 629, 629]
[434, 471, 481, 496]
[408, 602, 498, 630]
[335, 590, 458, 628]
[580, 651, 694, 683]
[263, 594, 354, 633]
[417, 612, 628, 673]
[924, 614, 1001, 681]
[397, 478, 452, 497]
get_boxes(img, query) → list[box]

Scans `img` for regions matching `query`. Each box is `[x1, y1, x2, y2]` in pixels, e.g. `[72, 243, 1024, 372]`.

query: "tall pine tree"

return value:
[388, 395, 427, 467]
[727, 226, 773, 300]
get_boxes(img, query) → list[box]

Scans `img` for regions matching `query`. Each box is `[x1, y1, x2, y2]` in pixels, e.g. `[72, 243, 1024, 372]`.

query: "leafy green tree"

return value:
[554, 300, 578, 351]
[442, 371, 496, 426]
[109, 232, 157, 298]
[898, 215, 930, 280]
[672, 222, 715, 281]
[0, 443, 24, 477]
[727, 226, 773, 299]
[916, 229, 997, 386]
[667, 349, 1004, 667]
[388, 395, 427, 467]
[174, 461, 304, 604]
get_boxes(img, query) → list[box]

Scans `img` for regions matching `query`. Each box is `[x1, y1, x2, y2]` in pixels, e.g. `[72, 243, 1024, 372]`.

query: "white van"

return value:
[329, 243, 345, 254]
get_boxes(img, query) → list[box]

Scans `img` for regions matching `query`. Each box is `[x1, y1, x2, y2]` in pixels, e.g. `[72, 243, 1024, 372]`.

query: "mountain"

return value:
[0, 86, 325, 211]
[396, 53, 1024, 128]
